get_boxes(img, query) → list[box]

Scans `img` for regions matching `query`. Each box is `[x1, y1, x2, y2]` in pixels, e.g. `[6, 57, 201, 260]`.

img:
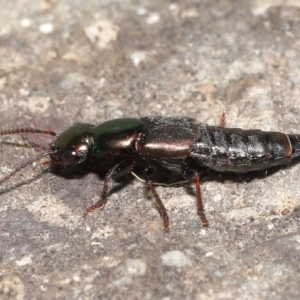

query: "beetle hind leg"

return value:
[194, 172, 209, 226]
[220, 110, 226, 127]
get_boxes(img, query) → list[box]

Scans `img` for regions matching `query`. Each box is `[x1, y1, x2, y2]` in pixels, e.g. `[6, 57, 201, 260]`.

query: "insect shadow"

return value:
[49, 162, 135, 200]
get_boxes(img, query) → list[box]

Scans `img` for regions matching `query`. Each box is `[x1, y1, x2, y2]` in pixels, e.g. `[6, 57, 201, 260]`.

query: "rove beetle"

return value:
[1, 116, 300, 231]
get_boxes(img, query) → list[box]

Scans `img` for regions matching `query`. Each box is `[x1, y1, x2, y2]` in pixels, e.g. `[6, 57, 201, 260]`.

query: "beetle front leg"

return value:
[194, 172, 209, 226]
[83, 159, 135, 218]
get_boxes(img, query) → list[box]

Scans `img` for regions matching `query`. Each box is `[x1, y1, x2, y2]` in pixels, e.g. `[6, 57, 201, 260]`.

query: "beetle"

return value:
[1, 116, 300, 231]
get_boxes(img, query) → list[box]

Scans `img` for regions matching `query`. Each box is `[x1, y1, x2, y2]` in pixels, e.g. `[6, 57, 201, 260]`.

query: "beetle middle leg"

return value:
[83, 159, 135, 218]
[145, 178, 169, 232]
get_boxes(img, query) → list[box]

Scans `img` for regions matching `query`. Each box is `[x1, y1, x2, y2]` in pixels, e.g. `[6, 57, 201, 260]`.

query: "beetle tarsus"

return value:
[83, 201, 106, 218]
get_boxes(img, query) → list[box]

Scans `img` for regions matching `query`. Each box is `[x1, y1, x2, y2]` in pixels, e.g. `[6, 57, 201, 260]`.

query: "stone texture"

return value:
[0, 1, 300, 299]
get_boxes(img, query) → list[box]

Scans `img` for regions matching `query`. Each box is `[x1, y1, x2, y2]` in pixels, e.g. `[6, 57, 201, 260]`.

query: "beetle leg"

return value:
[41, 160, 52, 166]
[194, 172, 209, 226]
[145, 176, 169, 232]
[220, 110, 226, 127]
[83, 159, 135, 218]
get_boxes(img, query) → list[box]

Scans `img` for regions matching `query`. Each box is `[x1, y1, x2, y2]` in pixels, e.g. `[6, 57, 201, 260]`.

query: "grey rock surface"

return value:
[0, 0, 300, 299]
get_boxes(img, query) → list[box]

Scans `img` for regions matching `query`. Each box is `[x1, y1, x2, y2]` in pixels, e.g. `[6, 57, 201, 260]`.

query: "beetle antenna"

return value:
[0, 151, 57, 185]
[0, 128, 58, 137]
[0, 128, 58, 184]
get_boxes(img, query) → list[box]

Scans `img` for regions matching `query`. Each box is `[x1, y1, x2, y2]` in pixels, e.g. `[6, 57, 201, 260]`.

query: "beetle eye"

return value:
[61, 149, 77, 165]
[60, 143, 89, 166]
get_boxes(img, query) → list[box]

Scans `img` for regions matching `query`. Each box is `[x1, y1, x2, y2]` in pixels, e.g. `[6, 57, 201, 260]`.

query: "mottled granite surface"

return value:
[0, 1, 300, 299]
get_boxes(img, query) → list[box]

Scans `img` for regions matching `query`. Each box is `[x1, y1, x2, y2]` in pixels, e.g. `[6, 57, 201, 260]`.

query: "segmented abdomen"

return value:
[190, 123, 293, 173]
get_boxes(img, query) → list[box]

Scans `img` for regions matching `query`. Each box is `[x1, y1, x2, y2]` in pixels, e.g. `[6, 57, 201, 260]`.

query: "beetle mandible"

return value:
[1, 116, 299, 231]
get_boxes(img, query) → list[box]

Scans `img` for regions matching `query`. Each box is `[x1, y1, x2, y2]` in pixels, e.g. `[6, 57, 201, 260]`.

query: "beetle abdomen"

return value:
[190, 124, 294, 173]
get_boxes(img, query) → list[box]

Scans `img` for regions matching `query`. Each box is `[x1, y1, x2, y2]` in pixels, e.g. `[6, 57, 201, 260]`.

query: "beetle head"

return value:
[50, 123, 95, 166]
